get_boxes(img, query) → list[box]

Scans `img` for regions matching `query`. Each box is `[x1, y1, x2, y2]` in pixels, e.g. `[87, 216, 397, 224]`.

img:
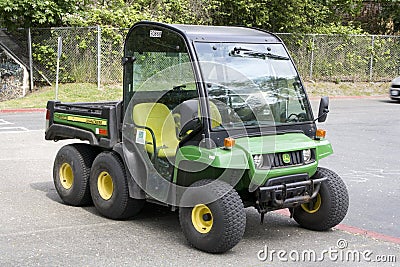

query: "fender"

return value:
[113, 143, 146, 199]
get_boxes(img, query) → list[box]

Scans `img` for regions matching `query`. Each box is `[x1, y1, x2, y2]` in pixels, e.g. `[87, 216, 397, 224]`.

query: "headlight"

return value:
[303, 149, 312, 163]
[253, 154, 263, 168]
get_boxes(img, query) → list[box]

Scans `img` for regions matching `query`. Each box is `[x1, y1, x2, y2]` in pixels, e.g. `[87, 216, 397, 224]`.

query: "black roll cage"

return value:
[122, 21, 317, 148]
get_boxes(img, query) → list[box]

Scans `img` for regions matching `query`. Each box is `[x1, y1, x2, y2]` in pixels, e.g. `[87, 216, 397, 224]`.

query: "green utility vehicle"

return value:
[45, 21, 349, 253]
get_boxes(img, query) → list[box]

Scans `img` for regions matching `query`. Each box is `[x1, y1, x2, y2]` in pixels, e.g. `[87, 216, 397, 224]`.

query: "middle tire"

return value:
[179, 179, 246, 253]
[90, 151, 144, 220]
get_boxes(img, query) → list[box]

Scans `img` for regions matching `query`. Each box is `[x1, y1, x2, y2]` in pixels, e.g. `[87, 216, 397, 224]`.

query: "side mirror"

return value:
[317, 96, 329, 122]
[179, 117, 202, 138]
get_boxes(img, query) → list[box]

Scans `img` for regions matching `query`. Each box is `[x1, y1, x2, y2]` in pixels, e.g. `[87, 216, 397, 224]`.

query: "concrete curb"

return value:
[273, 209, 400, 245]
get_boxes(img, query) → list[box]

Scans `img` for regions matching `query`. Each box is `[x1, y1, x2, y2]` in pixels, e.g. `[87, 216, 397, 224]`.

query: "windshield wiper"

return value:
[229, 47, 289, 60]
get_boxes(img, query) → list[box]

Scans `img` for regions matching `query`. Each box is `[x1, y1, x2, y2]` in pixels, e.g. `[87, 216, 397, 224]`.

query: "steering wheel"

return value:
[173, 84, 186, 91]
[285, 112, 307, 122]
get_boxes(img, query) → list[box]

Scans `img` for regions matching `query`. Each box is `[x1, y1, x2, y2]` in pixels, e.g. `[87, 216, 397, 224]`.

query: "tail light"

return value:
[45, 109, 50, 129]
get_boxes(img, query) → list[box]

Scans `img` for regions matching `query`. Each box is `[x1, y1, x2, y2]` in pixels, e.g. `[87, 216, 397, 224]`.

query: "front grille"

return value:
[263, 150, 313, 169]
[392, 84, 400, 89]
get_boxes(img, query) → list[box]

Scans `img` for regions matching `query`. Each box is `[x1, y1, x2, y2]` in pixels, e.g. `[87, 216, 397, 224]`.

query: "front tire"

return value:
[179, 179, 246, 253]
[53, 144, 98, 206]
[293, 167, 349, 230]
[90, 151, 144, 220]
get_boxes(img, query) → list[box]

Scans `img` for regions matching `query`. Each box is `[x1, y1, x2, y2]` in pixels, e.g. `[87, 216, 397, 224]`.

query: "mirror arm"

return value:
[313, 109, 329, 122]
[122, 56, 136, 65]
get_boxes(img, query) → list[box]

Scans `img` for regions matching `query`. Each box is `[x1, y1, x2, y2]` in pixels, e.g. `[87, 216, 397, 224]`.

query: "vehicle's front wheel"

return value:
[53, 144, 98, 206]
[90, 151, 144, 220]
[179, 179, 246, 253]
[293, 167, 349, 230]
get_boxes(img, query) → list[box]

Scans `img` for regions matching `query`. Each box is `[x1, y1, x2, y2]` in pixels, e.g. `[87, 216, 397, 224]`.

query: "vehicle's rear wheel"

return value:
[90, 151, 144, 220]
[179, 179, 246, 253]
[53, 144, 98, 206]
[293, 167, 349, 231]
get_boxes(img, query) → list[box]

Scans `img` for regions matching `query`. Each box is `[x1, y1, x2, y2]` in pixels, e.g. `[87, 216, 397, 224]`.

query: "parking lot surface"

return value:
[0, 98, 399, 266]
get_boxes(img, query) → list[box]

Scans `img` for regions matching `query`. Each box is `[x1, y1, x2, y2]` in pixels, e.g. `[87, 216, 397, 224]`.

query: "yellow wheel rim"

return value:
[191, 204, 213, 234]
[59, 163, 74, 190]
[301, 193, 322, 214]
[97, 171, 114, 200]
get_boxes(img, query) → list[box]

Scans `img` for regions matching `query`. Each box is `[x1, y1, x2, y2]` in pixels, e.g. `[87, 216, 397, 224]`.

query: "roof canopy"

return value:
[124, 21, 282, 55]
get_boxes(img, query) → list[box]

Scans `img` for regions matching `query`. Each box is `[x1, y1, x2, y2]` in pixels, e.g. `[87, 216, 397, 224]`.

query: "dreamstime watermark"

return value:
[257, 239, 397, 263]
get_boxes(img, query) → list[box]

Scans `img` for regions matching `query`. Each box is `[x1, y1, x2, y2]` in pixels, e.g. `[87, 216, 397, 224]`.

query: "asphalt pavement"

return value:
[0, 98, 399, 266]
[314, 98, 400, 239]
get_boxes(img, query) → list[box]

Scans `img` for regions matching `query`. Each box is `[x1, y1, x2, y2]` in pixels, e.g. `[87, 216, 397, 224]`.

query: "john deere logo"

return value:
[282, 153, 291, 164]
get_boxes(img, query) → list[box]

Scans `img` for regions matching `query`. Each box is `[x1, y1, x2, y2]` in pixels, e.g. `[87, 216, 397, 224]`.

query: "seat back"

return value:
[209, 101, 222, 128]
[178, 99, 222, 130]
[133, 103, 178, 156]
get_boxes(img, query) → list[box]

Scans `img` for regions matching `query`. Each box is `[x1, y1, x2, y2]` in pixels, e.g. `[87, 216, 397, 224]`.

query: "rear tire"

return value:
[293, 167, 349, 230]
[90, 151, 144, 220]
[179, 179, 246, 253]
[53, 144, 98, 206]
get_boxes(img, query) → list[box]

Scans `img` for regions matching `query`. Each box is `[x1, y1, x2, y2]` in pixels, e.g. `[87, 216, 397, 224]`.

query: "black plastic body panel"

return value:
[45, 100, 123, 149]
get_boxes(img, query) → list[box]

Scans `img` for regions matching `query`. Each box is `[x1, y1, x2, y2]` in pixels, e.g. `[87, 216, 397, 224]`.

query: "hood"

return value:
[392, 76, 400, 85]
[235, 132, 315, 155]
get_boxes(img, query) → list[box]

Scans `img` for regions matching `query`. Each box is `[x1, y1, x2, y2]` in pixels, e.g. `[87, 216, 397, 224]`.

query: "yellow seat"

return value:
[133, 103, 179, 158]
[209, 101, 222, 128]
[177, 99, 222, 133]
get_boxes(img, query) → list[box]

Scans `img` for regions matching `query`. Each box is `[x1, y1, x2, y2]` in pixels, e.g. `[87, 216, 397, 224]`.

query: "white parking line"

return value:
[0, 119, 13, 125]
[0, 119, 29, 133]
[0, 126, 29, 133]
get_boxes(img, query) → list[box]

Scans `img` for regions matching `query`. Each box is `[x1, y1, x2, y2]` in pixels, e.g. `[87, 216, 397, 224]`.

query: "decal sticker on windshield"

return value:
[150, 30, 162, 38]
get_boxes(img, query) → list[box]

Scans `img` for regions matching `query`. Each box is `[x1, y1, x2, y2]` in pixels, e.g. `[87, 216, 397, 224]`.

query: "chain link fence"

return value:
[30, 28, 400, 84]
[277, 33, 400, 82]
[31, 27, 99, 84]
[32, 27, 128, 85]
[1, 27, 400, 101]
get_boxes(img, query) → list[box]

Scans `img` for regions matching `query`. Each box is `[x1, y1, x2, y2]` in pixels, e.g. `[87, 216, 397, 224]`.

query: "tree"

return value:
[0, 0, 374, 35]
[352, 0, 400, 35]
[208, 0, 364, 33]
[0, 0, 79, 29]
[376, 0, 400, 34]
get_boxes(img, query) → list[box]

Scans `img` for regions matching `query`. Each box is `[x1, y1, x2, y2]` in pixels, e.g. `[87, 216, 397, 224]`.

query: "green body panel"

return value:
[53, 112, 108, 137]
[174, 132, 333, 189]
[235, 133, 326, 154]
[315, 139, 334, 159]
[174, 145, 249, 170]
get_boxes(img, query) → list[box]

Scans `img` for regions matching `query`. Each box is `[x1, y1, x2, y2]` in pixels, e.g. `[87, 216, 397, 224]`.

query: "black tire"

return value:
[53, 144, 98, 206]
[90, 151, 144, 220]
[179, 179, 246, 253]
[293, 167, 349, 231]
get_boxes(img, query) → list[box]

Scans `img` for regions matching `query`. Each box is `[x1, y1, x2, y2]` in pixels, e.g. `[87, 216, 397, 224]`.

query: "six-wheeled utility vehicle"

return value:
[45, 21, 349, 253]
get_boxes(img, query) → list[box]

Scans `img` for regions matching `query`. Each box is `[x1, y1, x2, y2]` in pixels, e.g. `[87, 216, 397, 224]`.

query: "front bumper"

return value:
[256, 173, 326, 212]
[389, 88, 400, 100]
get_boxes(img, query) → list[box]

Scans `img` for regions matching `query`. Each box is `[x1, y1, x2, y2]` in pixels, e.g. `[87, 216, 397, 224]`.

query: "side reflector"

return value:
[96, 128, 108, 136]
[99, 129, 108, 136]
[316, 129, 326, 139]
[224, 137, 235, 149]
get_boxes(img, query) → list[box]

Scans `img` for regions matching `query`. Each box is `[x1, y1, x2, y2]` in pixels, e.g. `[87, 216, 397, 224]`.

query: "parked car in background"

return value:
[389, 76, 400, 101]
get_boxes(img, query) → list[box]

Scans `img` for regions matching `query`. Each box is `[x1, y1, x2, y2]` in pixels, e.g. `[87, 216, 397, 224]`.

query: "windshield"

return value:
[194, 42, 313, 130]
